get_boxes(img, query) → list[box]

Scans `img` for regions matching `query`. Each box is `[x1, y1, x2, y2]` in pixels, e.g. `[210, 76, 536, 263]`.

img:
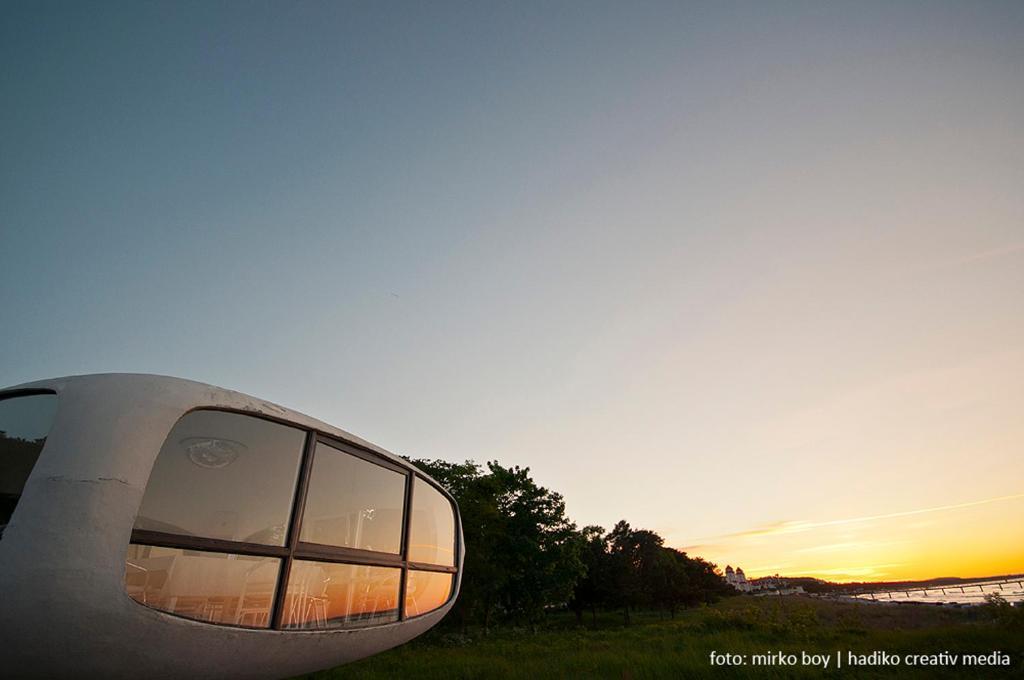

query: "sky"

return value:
[2, 1, 1023, 582]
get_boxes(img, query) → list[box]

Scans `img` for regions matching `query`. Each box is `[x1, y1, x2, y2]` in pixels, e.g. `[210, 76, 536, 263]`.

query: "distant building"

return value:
[747, 574, 807, 596]
[754, 586, 805, 597]
[725, 565, 753, 592]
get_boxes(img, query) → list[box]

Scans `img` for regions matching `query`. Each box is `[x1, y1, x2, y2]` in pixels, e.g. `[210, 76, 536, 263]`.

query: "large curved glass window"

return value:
[134, 410, 305, 545]
[127, 410, 458, 630]
[281, 561, 399, 629]
[408, 478, 456, 566]
[126, 545, 280, 628]
[299, 442, 405, 553]
[402, 478, 457, 617]
[405, 570, 454, 617]
[0, 392, 58, 537]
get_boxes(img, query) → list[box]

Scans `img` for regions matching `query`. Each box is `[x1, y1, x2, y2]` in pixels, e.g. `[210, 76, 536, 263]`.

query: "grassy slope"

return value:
[299, 597, 1024, 679]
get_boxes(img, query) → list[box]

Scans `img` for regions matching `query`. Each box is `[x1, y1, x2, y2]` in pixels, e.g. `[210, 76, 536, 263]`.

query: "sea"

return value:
[852, 578, 1024, 605]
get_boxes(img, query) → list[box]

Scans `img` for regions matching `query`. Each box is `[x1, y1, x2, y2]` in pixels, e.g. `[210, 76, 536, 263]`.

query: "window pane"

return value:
[281, 560, 399, 629]
[405, 570, 453, 617]
[299, 443, 406, 554]
[125, 544, 280, 628]
[135, 411, 305, 546]
[408, 478, 455, 566]
[0, 394, 58, 534]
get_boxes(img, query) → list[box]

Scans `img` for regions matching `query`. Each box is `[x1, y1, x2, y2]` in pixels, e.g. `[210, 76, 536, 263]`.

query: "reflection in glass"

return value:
[281, 560, 399, 629]
[0, 394, 58, 533]
[299, 443, 406, 554]
[408, 478, 455, 566]
[405, 570, 453, 617]
[125, 544, 280, 628]
[134, 411, 305, 546]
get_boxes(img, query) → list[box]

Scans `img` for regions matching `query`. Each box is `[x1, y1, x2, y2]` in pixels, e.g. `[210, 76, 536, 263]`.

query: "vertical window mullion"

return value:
[270, 430, 318, 630]
[398, 472, 415, 620]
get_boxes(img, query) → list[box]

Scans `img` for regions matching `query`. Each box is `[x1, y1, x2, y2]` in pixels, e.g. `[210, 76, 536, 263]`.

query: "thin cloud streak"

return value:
[808, 563, 906, 578]
[795, 541, 882, 554]
[958, 242, 1024, 265]
[699, 492, 1024, 543]
[920, 241, 1024, 273]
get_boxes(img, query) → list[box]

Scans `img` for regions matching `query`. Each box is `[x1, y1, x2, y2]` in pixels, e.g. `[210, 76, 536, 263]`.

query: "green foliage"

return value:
[407, 458, 584, 628]
[571, 521, 733, 624]
[301, 598, 1024, 679]
[407, 457, 734, 630]
[983, 593, 1024, 629]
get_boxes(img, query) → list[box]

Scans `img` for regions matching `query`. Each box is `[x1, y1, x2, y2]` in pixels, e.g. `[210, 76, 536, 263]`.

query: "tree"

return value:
[572, 520, 735, 624]
[652, 548, 691, 618]
[684, 555, 734, 605]
[488, 462, 583, 625]
[605, 520, 643, 624]
[569, 525, 610, 624]
[408, 459, 735, 630]
[407, 458, 585, 629]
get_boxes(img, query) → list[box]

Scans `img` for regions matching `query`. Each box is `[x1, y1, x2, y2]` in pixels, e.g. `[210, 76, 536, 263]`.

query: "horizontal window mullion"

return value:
[407, 562, 458, 574]
[130, 529, 289, 558]
[294, 541, 404, 567]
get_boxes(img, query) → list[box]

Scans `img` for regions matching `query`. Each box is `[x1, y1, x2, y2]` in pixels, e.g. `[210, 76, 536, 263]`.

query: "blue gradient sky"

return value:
[3, 1, 1023, 579]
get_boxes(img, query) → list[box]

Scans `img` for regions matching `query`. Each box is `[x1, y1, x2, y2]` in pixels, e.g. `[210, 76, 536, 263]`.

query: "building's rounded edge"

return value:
[1, 372, 466, 601]
[0, 372, 448, 490]
[0, 372, 466, 677]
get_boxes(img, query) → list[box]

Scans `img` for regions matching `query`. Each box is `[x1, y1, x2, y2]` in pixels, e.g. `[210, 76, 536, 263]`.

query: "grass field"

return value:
[298, 597, 1024, 679]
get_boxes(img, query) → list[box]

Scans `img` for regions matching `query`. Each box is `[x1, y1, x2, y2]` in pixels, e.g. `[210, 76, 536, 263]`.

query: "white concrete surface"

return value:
[0, 373, 463, 679]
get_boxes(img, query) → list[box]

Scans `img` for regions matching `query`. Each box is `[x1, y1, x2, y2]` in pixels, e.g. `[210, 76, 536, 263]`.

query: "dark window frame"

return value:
[0, 389, 59, 538]
[129, 408, 459, 631]
[0, 388, 58, 400]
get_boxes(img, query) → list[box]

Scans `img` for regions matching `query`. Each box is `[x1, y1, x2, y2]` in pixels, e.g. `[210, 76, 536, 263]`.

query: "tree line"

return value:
[408, 458, 734, 629]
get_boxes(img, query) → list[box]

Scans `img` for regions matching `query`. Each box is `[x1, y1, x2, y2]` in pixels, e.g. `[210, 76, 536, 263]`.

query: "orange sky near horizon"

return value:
[648, 338, 1024, 584]
[682, 493, 1024, 583]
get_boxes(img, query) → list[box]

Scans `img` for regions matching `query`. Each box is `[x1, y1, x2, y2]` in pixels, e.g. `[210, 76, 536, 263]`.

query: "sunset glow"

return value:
[3, 1, 1023, 586]
[685, 494, 1024, 582]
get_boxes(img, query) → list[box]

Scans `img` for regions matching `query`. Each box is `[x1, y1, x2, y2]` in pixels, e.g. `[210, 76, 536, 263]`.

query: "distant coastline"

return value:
[750, 572, 1024, 592]
[743, 573, 1024, 605]
[745, 569, 1024, 606]
[835, 573, 1024, 594]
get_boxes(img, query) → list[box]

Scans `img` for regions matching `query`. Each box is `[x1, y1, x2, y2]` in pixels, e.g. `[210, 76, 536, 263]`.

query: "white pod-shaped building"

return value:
[0, 374, 462, 678]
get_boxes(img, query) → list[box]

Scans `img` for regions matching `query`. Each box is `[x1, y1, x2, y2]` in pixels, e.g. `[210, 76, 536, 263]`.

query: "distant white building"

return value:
[754, 586, 805, 597]
[724, 565, 753, 592]
[747, 574, 807, 596]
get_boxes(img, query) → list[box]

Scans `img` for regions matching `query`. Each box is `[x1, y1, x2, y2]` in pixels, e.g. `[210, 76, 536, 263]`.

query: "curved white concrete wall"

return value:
[0, 373, 463, 679]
